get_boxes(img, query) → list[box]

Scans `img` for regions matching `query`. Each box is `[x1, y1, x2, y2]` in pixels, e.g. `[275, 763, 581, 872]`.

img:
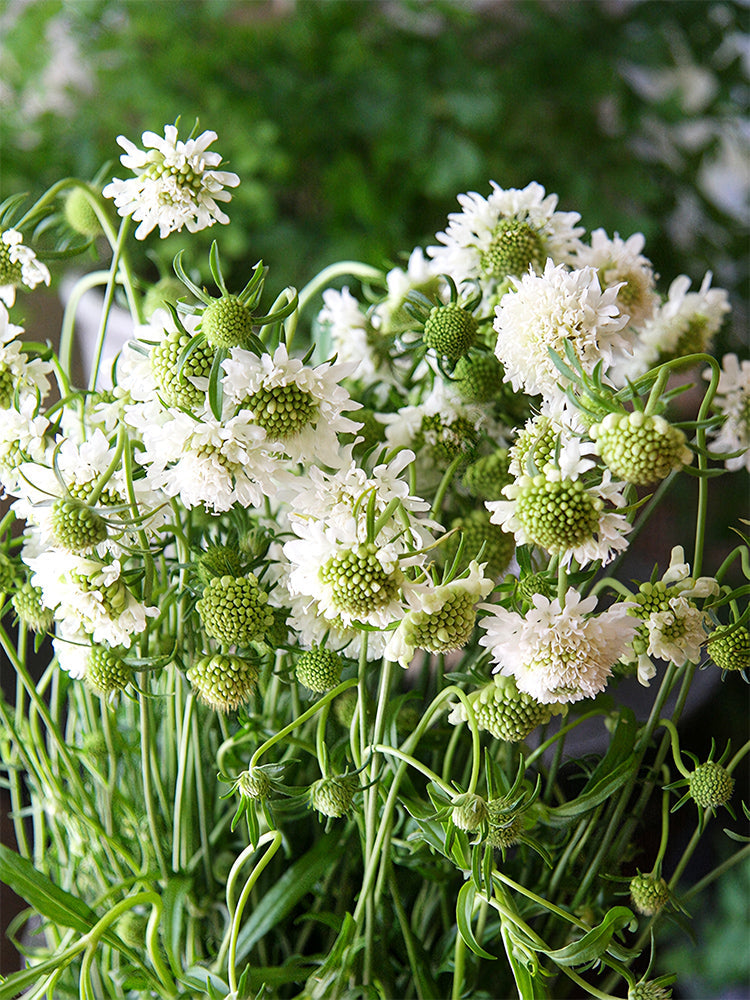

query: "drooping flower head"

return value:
[574, 228, 658, 329]
[636, 272, 730, 369]
[479, 588, 637, 704]
[0, 230, 51, 307]
[103, 123, 240, 239]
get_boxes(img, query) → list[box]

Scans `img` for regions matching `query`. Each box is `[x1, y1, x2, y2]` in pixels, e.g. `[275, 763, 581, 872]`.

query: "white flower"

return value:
[428, 181, 584, 298]
[0, 230, 51, 306]
[704, 353, 750, 472]
[384, 561, 494, 668]
[479, 588, 637, 704]
[0, 408, 49, 497]
[221, 344, 361, 467]
[487, 466, 632, 569]
[493, 259, 631, 399]
[27, 551, 158, 648]
[636, 272, 730, 369]
[317, 287, 380, 386]
[372, 248, 442, 334]
[102, 124, 240, 240]
[137, 408, 285, 513]
[52, 623, 93, 680]
[644, 595, 710, 667]
[0, 304, 52, 408]
[574, 228, 658, 328]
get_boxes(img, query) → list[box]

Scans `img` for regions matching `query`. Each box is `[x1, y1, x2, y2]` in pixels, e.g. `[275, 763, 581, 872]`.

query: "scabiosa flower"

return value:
[149, 309, 213, 411]
[0, 230, 51, 306]
[221, 344, 361, 467]
[479, 588, 637, 705]
[574, 229, 658, 329]
[0, 305, 53, 409]
[636, 272, 730, 369]
[589, 410, 693, 485]
[448, 673, 564, 741]
[428, 181, 584, 300]
[487, 458, 632, 568]
[317, 287, 381, 388]
[186, 653, 259, 712]
[371, 247, 441, 335]
[0, 409, 50, 497]
[102, 123, 240, 240]
[704, 353, 750, 472]
[625, 546, 719, 682]
[493, 259, 631, 399]
[136, 407, 285, 513]
[384, 561, 494, 668]
[26, 551, 159, 648]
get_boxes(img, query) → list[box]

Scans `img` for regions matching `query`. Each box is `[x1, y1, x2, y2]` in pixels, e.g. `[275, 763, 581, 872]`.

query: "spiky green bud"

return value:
[196, 544, 244, 587]
[423, 302, 477, 363]
[447, 509, 515, 579]
[151, 327, 214, 409]
[320, 543, 401, 619]
[453, 351, 504, 403]
[11, 582, 54, 633]
[201, 295, 255, 350]
[462, 449, 512, 500]
[309, 773, 359, 818]
[590, 411, 692, 485]
[244, 382, 318, 440]
[707, 625, 750, 674]
[515, 474, 602, 554]
[451, 792, 489, 832]
[51, 498, 108, 554]
[629, 872, 671, 916]
[480, 218, 545, 279]
[467, 674, 556, 742]
[688, 761, 734, 809]
[86, 646, 131, 697]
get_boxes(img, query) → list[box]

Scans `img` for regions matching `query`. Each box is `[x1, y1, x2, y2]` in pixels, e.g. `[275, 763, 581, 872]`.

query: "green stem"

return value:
[172, 690, 195, 872]
[87, 217, 131, 391]
[657, 719, 691, 778]
[139, 685, 168, 879]
[297, 261, 384, 317]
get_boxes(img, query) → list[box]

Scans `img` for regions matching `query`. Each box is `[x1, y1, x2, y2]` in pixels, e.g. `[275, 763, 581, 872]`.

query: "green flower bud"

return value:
[451, 792, 489, 832]
[629, 872, 671, 916]
[201, 295, 255, 350]
[63, 186, 102, 238]
[453, 351, 504, 403]
[707, 625, 750, 674]
[467, 674, 556, 742]
[447, 508, 515, 579]
[423, 302, 477, 363]
[320, 543, 401, 619]
[688, 761, 734, 809]
[590, 411, 692, 485]
[486, 799, 524, 850]
[462, 448, 512, 500]
[50, 498, 109, 554]
[151, 327, 214, 409]
[143, 277, 188, 319]
[417, 412, 478, 467]
[628, 982, 673, 1000]
[244, 382, 318, 439]
[309, 773, 359, 818]
[11, 582, 54, 633]
[186, 653, 259, 713]
[0, 552, 17, 593]
[515, 474, 602, 553]
[238, 767, 272, 801]
[196, 574, 273, 647]
[196, 544, 244, 587]
[296, 646, 343, 693]
[86, 646, 132, 697]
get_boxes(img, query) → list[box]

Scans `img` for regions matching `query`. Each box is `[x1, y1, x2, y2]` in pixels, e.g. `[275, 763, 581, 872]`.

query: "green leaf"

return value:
[234, 830, 343, 962]
[208, 347, 228, 421]
[0, 844, 97, 935]
[538, 906, 637, 967]
[161, 874, 193, 976]
[456, 881, 496, 961]
[543, 757, 635, 825]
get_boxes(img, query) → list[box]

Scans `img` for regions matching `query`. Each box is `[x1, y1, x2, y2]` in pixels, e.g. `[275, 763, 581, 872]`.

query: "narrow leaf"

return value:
[0, 844, 97, 934]
[456, 881, 496, 960]
[538, 906, 636, 967]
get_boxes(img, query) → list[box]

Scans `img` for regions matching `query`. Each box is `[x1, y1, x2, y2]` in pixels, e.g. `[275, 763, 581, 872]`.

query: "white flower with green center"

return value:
[428, 181, 584, 299]
[0, 305, 52, 409]
[625, 545, 720, 681]
[221, 344, 361, 467]
[479, 588, 637, 705]
[636, 272, 730, 369]
[0, 409, 49, 497]
[384, 561, 494, 668]
[704, 353, 750, 472]
[27, 551, 158, 648]
[372, 248, 441, 334]
[574, 229, 658, 328]
[493, 259, 631, 399]
[149, 310, 212, 410]
[487, 463, 632, 568]
[137, 408, 285, 513]
[102, 124, 240, 240]
[0, 230, 50, 306]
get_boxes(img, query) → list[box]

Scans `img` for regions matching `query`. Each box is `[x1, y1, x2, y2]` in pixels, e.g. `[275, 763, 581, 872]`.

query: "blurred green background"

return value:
[1, 1, 748, 995]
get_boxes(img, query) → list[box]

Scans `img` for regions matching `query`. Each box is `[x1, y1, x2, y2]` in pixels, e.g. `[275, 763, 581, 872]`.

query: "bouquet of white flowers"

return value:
[0, 121, 747, 1000]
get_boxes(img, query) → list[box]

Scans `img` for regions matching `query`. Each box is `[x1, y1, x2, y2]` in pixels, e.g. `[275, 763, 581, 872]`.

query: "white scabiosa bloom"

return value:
[479, 588, 637, 704]
[428, 181, 584, 299]
[137, 407, 284, 513]
[372, 248, 442, 334]
[317, 287, 380, 387]
[384, 561, 494, 668]
[574, 229, 659, 329]
[704, 353, 750, 472]
[221, 344, 361, 467]
[493, 259, 631, 399]
[0, 409, 50, 497]
[0, 305, 53, 409]
[636, 272, 730, 369]
[488, 443, 632, 568]
[102, 124, 240, 240]
[0, 230, 51, 306]
[626, 545, 720, 682]
[26, 551, 158, 648]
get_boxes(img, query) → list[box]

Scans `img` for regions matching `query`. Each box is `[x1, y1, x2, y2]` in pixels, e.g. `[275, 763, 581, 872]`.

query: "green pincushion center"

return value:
[244, 382, 318, 439]
[480, 218, 544, 279]
[515, 476, 602, 552]
[321, 543, 400, 617]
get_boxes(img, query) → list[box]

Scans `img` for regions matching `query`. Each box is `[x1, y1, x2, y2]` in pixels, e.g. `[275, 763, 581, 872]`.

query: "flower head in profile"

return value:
[493, 259, 631, 399]
[103, 123, 240, 239]
[704, 353, 750, 472]
[636, 272, 730, 369]
[0, 305, 53, 410]
[574, 228, 658, 329]
[479, 588, 637, 704]
[0, 230, 51, 307]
